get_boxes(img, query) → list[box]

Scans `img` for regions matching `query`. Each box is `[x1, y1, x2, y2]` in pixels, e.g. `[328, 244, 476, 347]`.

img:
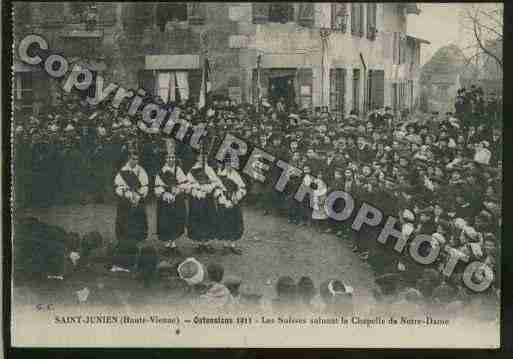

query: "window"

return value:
[351, 4, 364, 37]
[331, 3, 348, 32]
[124, 3, 154, 36]
[69, 2, 92, 23]
[439, 84, 449, 98]
[298, 68, 313, 109]
[330, 68, 346, 120]
[188, 3, 206, 25]
[393, 32, 403, 65]
[41, 3, 64, 25]
[14, 2, 31, 25]
[352, 69, 360, 113]
[252, 3, 269, 24]
[14, 72, 48, 115]
[156, 71, 190, 103]
[15, 73, 34, 110]
[298, 4, 314, 27]
[252, 3, 294, 24]
[156, 3, 188, 31]
[366, 4, 377, 40]
[268, 3, 294, 23]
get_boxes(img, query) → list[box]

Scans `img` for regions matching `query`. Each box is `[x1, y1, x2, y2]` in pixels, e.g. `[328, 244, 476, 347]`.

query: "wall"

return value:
[14, 2, 423, 114]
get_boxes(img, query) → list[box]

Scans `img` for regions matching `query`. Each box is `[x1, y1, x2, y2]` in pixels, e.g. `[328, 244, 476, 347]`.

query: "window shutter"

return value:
[393, 32, 399, 64]
[359, 4, 365, 36]
[351, 4, 358, 35]
[189, 3, 206, 25]
[298, 3, 314, 27]
[402, 35, 407, 64]
[366, 4, 377, 39]
[252, 3, 269, 24]
[288, 3, 295, 22]
[370, 70, 385, 109]
[98, 3, 116, 26]
[329, 69, 336, 112]
[188, 70, 203, 103]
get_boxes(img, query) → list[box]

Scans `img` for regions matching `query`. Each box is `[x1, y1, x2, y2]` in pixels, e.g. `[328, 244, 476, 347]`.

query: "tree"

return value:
[461, 4, 503, 71]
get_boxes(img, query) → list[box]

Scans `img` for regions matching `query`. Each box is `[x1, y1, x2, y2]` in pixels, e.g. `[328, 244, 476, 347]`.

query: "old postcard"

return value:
[10, 2, 501, 348]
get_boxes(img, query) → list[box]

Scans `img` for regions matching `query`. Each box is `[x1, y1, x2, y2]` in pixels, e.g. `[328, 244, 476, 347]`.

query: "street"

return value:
[14, 202, 378, 311]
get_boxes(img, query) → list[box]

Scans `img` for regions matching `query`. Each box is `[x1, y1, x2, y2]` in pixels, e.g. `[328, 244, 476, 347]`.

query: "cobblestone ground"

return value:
[14, 202, 378, 311]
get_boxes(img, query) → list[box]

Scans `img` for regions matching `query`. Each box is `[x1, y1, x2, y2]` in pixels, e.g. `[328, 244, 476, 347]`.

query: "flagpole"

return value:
[257, 53, 262, 114]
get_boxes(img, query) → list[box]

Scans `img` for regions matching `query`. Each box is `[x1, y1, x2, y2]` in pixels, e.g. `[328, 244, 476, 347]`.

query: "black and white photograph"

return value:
[10, 2, 503, 347]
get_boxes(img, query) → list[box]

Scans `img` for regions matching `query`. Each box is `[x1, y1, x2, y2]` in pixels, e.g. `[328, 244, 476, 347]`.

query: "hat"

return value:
[328, 280, 353, 296]
[400, 287, 424, 303]
[454, 218, 467, 229]
[224, 275, 242, 290]
[177, 257, 205, 285]
[157, 260, 175, 275]
[432, 233, 446, 245]
[239, 282, 262, 300]
[374, 273, 403, 295]
[402, 209, 415, 222]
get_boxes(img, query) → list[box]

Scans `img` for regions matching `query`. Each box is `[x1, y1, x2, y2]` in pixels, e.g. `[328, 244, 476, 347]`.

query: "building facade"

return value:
[14, 2, 428, 118]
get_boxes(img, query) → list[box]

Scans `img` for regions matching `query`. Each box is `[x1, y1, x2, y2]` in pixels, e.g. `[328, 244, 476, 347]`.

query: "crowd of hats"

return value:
[13, 87, 502, 311]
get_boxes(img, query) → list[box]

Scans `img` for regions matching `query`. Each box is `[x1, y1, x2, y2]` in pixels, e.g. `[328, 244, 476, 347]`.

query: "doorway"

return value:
[269, 75, 296, 108]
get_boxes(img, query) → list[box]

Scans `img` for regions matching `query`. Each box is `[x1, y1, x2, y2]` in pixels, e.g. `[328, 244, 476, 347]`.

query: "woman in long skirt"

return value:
[155, 151, 187, 253]
[186, 152, 221, 254]
[112, 151, 149, 272]
[214, 156, 246, 255]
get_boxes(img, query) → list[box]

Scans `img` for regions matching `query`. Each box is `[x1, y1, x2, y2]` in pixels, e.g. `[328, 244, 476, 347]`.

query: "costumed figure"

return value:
[154, 140, 188, 253]
[214, 154, 247, 255]
[112, 149, 149, 272]
[186, 149, 222, 254]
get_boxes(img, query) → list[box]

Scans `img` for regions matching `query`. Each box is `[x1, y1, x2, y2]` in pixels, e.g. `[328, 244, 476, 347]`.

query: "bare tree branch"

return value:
[477, 7, 503, 29]
[472, 16, 502, 69]
[462, 6, 503, 71]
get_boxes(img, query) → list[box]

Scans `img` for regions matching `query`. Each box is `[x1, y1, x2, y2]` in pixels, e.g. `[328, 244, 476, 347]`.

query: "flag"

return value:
[256, 54, 263, 112]
[174, 72, 181, 104]
[198, 57, 211, 109]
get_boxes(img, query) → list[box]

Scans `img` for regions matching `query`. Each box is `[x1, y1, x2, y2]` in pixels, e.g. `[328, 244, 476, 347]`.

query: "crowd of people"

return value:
[14, 84, 502, 316]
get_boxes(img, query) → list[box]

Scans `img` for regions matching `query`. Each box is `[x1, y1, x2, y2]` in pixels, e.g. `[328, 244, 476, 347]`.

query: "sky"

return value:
[407, 3, 468, 65]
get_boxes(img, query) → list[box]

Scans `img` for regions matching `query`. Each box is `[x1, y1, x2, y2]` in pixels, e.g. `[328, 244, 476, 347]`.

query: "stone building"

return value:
[419, 42, 502, 114]
[13, 2, 428, 118]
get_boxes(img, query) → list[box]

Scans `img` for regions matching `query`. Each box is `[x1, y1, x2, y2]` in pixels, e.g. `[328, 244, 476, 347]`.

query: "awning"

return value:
[145, 55, 200, 70]
[407, 35, 431, 45]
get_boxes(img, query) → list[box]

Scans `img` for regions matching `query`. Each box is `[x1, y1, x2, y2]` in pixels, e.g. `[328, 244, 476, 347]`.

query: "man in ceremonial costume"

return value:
[186, 147, 222, 254]
[154, 140, 187, 254]
[111, 149, 149, 272]
[214, 153, 247, 255]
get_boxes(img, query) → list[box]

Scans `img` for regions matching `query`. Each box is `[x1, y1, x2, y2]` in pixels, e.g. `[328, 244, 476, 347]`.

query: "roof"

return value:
[407, 35, 430, 45]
